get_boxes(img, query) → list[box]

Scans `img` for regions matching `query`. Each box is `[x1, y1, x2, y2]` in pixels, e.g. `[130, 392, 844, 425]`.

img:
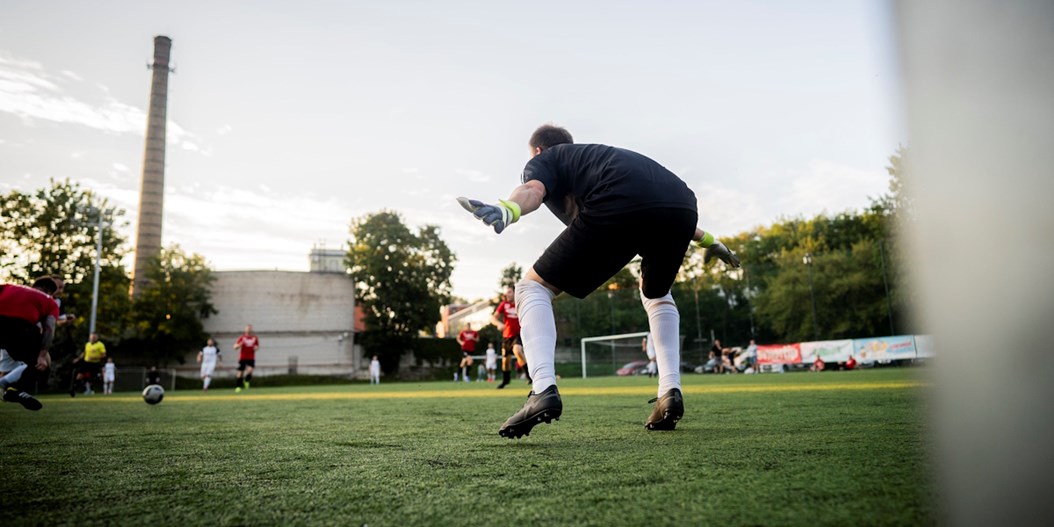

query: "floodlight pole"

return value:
[879, 239, 896, 336]
[89, 210, 105, 334]
[803, 253, 820, 341]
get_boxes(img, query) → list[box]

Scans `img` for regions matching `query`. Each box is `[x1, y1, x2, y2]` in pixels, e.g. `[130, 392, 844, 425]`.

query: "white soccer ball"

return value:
[142, 385, 165, 405]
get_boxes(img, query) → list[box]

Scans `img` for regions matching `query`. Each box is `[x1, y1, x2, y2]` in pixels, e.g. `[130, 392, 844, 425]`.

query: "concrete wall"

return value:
[201, 271, 361, 375]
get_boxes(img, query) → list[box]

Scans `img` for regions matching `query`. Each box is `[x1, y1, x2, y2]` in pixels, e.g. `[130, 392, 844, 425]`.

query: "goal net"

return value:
[579, 331, 650, 378]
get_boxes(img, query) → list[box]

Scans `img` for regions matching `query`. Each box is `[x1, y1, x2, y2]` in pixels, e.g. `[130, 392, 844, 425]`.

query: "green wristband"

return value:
[498, 199, 521, 223]
[699, 231, 715, 246]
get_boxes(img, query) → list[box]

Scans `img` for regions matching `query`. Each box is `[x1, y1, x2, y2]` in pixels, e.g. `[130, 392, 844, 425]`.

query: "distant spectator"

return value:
[837, 355, 858, 371]
[810, 355, 826, 372]
[702, 350, 720, 373]
[369, 355, 381, 385]
[721, 349, 737, 374]
[484, 342, 497, 382]
[103, 357, 116, 395]
[146, 366, 162, 387]
[743, 339, 758, 369]
[642, 334, 657, 378]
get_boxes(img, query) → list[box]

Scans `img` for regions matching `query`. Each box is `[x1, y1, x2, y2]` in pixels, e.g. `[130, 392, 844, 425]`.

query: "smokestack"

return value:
[132, 36, 172, 298]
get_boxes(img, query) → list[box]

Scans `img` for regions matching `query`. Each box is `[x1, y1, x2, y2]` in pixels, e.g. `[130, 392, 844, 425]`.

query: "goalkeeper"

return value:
[458, 124, 739, 439]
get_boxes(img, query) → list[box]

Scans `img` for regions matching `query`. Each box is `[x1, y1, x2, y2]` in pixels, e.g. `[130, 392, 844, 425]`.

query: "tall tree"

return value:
[127, 245, 217, 364]
[498, 262, 523, 291]
[346, 211, 456, 373]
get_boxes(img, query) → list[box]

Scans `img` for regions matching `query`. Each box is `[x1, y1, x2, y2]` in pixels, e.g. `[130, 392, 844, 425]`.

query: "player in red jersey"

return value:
[456, 323, 479, 383]
[233, 324, 260, 392]
[492, 286, 529, 389]
[0, 277, 60, 410]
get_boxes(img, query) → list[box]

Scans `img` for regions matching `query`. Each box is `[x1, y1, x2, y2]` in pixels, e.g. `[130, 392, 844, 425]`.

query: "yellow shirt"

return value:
[84, 341, 107, 363]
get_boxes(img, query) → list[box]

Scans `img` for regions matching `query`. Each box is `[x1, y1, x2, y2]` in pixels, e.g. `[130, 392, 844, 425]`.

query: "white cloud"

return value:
[112, 162, 129, 172]
[0, 51, 206, 152]
[778, 159, 887, 217]
[216, 124, 232, 136]
[695, 183, 770, 236]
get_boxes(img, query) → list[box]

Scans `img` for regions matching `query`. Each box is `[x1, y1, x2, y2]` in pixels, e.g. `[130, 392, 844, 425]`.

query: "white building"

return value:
[199, 248, 363, 376]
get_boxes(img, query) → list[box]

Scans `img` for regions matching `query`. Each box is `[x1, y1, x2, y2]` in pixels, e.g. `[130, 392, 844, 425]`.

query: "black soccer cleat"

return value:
[3, 387, 43, 411]
[498, 385, 562, 439]
[645, 388, 683, 431]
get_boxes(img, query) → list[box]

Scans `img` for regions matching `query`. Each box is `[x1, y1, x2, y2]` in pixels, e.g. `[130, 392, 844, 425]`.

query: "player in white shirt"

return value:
[484, 342, 498, 382]
[643, 334, 658, 378]
[197, 338, 221, 391]
[102, 357, 116, 394]
[369, 355, 381, 384]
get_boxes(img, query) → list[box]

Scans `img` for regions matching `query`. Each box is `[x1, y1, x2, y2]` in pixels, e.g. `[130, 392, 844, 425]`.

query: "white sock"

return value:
[641, 290, 681, 396]
[515, 278, 557, 393]
[0, 363, 27, 390]
[203, 376, 211, 389]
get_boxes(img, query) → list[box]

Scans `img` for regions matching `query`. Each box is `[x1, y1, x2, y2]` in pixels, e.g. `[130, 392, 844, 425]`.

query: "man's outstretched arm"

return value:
[458, 180, 546, 234]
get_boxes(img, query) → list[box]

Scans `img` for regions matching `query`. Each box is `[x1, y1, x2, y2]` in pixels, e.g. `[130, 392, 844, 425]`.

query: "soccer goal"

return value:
[580, 331, 650, 379]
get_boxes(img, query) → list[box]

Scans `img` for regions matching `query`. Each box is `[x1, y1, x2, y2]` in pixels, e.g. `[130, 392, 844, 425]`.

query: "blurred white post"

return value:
[895, 1, 1054, 525]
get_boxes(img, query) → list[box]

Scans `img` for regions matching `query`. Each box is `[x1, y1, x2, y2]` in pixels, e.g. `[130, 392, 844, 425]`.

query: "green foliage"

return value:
[498, 262, 523, 290]
[346, 210, 456, 372]
[128, 245, 217, 364]
[476, 323, 502, 351]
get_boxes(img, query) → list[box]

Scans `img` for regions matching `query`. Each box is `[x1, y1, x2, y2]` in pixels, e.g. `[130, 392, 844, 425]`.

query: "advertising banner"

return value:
[914, 335, 935, 358]
[757, 343, 801, 365]
[801, 339, 854, 364]
[853, 335, 917, 363]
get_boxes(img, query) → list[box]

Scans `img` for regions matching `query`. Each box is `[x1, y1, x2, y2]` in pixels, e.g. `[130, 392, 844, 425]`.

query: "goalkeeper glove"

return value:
[457, 197, 521, 234]
[696, 231, 741, 268]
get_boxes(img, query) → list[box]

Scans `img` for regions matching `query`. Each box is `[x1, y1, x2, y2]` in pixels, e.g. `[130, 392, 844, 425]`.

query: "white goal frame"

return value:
[580, 331, 649, 379]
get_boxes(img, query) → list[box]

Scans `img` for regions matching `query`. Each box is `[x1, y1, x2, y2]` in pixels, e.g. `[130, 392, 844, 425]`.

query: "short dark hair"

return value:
[529, 124, 573, 151]
[32, 276, 58, 295]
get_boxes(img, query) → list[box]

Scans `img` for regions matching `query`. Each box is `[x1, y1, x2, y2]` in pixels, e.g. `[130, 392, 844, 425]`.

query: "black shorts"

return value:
[237, 359, 255, 371]
[533, 208, 697, 299]
[0, 316, 44, 364]
[81, 361, 103, 378]
[462, 351, 473, 358]
[501, 336, 522, 356]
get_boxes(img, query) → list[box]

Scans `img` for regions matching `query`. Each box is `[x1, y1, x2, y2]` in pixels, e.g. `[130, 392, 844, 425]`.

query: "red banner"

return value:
[757, 343, 802, 365]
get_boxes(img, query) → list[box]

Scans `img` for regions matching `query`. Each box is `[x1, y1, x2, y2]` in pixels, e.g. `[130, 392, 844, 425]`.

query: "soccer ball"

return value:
[143, 385, 165, 405]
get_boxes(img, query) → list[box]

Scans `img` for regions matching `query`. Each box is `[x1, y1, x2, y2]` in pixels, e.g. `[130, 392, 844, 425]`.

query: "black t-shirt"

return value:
[521, 143, 697, 225]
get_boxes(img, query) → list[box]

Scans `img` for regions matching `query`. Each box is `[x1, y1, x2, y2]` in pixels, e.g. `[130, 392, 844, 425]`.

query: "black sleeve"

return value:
[521, 156, 556, 197]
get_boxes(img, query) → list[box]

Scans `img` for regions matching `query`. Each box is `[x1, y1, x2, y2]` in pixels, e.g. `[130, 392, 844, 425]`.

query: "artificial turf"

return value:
[2, 368, 934, 526]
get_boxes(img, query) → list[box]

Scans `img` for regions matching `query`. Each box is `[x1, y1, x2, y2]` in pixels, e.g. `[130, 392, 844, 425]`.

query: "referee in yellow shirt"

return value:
[71, 333, 106, 396]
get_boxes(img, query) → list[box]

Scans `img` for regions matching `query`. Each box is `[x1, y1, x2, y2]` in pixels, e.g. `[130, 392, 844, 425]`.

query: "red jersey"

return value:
[0, 284, 59, 324]
[458, 329, 479, 352]
[494, 301, 520, 338]
[235, 334, 260, 360]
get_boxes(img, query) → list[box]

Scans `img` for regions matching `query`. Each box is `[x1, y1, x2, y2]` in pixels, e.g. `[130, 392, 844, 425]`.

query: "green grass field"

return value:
[2, 369, 934, 526]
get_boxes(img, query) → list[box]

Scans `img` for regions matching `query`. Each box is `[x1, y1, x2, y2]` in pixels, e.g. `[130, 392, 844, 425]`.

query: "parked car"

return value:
[616, 360, 650, 376]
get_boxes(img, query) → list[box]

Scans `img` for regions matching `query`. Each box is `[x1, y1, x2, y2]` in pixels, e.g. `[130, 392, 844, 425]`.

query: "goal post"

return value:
[580, 331, 649, 379]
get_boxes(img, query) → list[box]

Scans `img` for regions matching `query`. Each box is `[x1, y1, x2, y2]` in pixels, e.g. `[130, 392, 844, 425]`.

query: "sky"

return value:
[0, 0, 904, 301]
